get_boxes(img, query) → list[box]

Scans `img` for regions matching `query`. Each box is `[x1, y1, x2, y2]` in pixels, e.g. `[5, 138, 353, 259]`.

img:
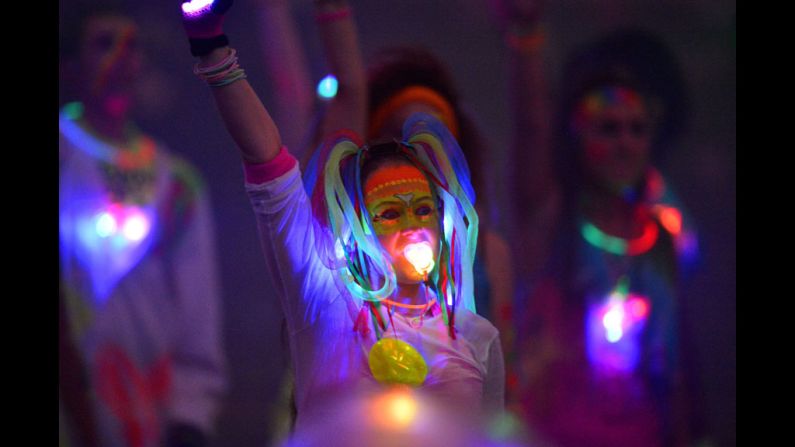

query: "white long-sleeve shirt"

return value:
[59, 111, 227, 447]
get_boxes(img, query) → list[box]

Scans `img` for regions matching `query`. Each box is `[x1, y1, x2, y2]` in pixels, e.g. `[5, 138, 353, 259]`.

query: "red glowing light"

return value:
[628, 297, 649, 318]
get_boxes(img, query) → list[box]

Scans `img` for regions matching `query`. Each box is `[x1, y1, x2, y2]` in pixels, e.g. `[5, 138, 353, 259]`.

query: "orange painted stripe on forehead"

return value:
[364, 164, 431, 205]
[570, 85, 645, 131]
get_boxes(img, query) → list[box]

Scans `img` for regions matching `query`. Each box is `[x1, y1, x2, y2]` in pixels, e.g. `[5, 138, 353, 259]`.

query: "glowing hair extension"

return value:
[323, 137, 397, 301]
[403, 113, 479, 327]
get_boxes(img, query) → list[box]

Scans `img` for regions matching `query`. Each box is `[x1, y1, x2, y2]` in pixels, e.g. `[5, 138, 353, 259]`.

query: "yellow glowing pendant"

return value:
[368, 338, 428, 387]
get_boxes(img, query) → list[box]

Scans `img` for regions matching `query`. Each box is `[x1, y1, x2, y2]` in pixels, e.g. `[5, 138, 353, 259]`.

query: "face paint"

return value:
[91, 23, 137, 95]
[571, 86, 653, 193]
[365, 163, 437, 235]
[368, 189, 438, 234]
[394, 192, 415, 205]
[80, 15, 142, 105]
[364, 163, 440, 283]
[571, 85, 646, 132]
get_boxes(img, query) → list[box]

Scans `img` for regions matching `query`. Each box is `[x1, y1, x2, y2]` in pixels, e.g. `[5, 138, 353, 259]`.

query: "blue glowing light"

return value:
[67, 204, 155, 302]
[317, 74, 338, 100]
[586, 291, 651, 374]
[95, 212, 117, 238]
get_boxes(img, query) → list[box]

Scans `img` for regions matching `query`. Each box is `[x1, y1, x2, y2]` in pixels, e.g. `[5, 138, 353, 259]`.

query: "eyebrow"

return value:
[371, 194, 434, 209]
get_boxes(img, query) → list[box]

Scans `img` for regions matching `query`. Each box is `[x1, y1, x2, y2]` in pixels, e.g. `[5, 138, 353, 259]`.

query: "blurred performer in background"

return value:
[488, 0, 708, 445]
[59, 4, 227, 446]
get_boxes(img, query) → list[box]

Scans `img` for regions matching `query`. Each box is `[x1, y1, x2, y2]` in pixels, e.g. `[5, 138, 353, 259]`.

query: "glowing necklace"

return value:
[367, 286, 435, 387]
[368, 337, 429, 387]
[581, 218, 658, 256]
[384, 297, 436, 331]
[60, 102, 156, 171]
[382, 298, 435, 311]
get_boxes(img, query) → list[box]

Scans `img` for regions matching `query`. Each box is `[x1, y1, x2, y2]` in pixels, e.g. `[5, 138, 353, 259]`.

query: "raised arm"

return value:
[250, 0, 314, 156]
[494, 1, 556, 204]
[181, 0, 282, 164]
[489, 0, 560, 276]
[313, 0, 367, 143]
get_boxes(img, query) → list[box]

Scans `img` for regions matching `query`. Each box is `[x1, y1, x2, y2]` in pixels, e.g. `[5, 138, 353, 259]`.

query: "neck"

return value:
[389, 282, 432, 317]
[581, 184, 648, 239]
[79, 96, 132, 143]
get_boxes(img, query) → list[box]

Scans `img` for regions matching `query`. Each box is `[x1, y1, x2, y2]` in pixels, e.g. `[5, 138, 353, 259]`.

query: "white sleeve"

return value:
[245, 164, 337, 335]
[482, 331, 506, 412]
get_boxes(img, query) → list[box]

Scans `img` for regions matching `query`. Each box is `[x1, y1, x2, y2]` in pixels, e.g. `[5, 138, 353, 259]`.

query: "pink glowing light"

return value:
[628, 297, 649, 318]
[587, 290, 652, 373]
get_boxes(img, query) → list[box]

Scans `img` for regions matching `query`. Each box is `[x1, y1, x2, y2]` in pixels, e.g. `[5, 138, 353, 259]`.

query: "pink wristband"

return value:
[243, 146, 297, 184]
[315, 7, 352, 24]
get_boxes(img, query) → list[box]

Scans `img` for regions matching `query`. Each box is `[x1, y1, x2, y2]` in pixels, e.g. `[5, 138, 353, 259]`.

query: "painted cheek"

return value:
[377, 233, 398, 252]
[410, 213, 437, 229]
[373, 218, 401, 236]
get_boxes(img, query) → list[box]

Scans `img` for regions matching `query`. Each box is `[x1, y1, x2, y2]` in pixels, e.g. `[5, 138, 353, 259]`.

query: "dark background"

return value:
[59, 1, 736, 446]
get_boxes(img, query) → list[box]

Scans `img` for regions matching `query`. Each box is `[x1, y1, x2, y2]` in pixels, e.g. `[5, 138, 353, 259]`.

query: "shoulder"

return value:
[481, 230, 512, 269]
[455, 308, 500, 345]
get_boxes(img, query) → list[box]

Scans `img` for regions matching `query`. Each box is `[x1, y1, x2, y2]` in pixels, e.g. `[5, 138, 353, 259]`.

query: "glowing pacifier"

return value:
[368, 338, 428, 387]
[403, 242, 435, 278]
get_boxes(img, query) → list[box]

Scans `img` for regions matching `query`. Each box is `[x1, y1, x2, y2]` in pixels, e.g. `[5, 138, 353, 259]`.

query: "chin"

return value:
[396, 267, 431, 284]
[397, 274, 425, 284]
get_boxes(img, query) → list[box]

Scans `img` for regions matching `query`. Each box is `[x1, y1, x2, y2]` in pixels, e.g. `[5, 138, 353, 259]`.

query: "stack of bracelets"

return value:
[193, 48, 246, 87]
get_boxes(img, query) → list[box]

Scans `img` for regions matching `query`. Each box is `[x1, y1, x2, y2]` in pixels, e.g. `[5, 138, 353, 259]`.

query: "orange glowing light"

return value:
[368, 387, 418, 430]
[655, 205, 682, 236]
[404, 242, 435, 276]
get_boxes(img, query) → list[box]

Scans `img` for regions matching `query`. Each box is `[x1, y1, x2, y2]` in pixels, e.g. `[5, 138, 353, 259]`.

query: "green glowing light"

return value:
[581, 221, 628, 255]
[63, 101, 84, 120]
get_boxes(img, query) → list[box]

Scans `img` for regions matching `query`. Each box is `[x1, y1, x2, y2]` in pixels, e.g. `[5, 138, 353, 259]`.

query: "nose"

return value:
[400, 227, 434, 244]
[401, 227, 424, 238]
[613, 124, 645, 153]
